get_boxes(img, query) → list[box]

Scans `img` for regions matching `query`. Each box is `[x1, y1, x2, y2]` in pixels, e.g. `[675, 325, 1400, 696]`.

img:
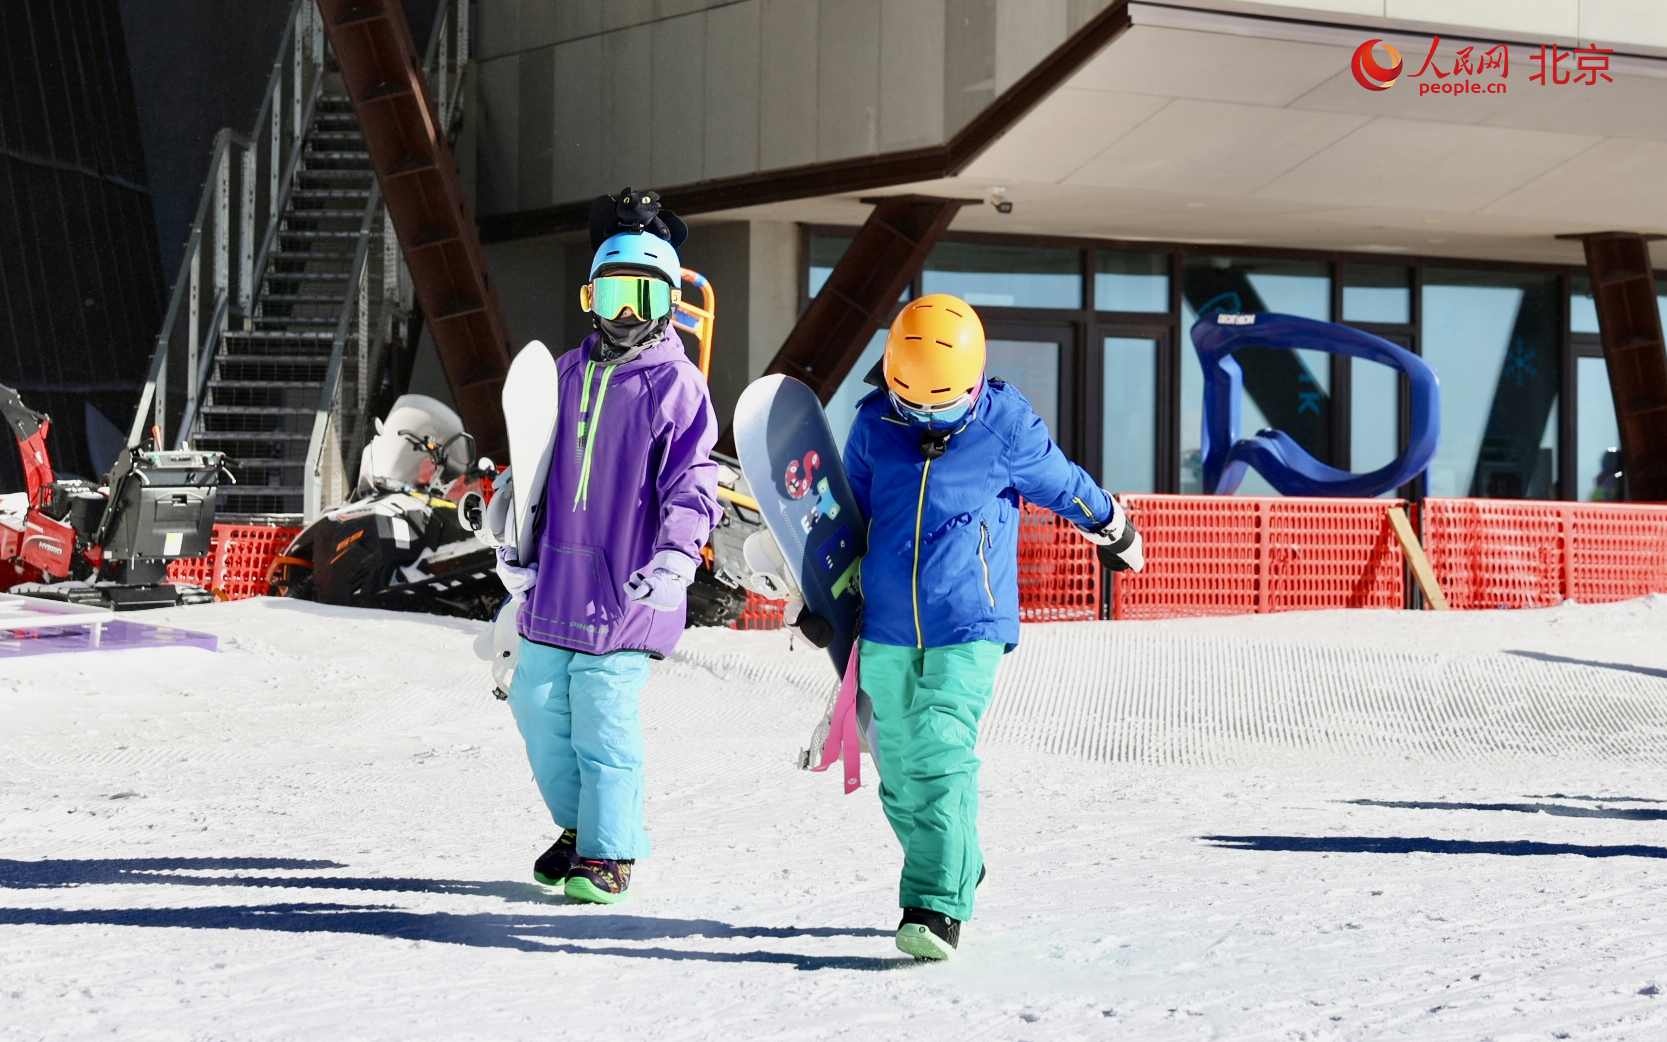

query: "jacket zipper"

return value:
[978, 521, 995, 608]
[1072, 495, 1098, 526]
[911, 457, 932, 648]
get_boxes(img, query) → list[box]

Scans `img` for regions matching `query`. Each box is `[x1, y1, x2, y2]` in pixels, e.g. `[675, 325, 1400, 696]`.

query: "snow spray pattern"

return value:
[673, 627, 1667, 769]
[981, 626, 1667, 767]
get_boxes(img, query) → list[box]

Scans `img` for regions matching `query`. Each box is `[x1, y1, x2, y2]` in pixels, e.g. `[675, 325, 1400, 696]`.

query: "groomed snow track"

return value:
[673, 605, 1667, 769]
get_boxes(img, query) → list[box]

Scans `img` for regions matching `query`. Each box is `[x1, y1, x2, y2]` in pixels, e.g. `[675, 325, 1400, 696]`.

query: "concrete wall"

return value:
[474, 0, 1114, 216]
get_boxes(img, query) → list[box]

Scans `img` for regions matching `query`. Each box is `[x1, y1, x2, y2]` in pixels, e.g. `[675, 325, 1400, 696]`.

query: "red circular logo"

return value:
[1351, 39, 1402, 91]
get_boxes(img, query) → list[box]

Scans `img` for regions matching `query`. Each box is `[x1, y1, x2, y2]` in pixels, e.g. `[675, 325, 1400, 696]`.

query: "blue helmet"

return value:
[589, 231, 681, 286]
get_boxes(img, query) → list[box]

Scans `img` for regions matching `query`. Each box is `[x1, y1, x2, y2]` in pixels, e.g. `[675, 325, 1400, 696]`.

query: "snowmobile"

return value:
[268, 395, 502, 620]
[1, 382, 226, 609]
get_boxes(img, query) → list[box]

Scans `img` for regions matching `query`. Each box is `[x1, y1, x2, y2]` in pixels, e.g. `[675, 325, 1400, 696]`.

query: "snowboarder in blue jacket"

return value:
[844, 293, 1145, 959]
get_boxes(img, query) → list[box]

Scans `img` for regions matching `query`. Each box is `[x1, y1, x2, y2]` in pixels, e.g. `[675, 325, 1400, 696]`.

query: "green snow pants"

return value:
[859, 638, 1004, 922]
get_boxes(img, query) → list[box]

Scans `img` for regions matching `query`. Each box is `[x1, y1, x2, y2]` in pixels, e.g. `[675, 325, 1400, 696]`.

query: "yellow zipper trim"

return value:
[911, 457, 932, 648]
[978, 521, 995, 608]
[1073, 496, 1098, 525]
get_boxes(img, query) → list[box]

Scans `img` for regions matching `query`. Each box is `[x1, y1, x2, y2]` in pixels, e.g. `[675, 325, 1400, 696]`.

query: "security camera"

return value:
[987, 187, 1012, 214]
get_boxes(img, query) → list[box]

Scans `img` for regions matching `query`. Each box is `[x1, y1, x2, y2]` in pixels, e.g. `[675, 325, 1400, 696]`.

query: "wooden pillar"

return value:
[1571, 231, 1667, 501]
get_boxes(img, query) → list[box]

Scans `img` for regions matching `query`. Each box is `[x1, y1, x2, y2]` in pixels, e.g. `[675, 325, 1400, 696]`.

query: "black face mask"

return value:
[593, 312, 670, 363]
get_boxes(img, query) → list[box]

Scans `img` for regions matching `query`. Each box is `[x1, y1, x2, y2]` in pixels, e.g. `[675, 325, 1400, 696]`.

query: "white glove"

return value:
[625, 550, 698, 612]
[495, 545, 538, 599]
[1078, 500, 1145, 572]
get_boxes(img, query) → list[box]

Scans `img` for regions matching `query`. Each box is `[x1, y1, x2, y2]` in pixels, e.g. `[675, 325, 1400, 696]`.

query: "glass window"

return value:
[1094, 251, 1169, 313]
[1422, 269, 1559, 498]
[1183, 255, 1330, 322]
[1343, 264, 1411, 325]
[1570, 275, 1667, 334]
[1569, 274, 1599, 334]
[1352, 355, 1403, 490]
[1179, 257, 1333, 494]
[986, 338, 1062, 435]
[922, 242, 1082, 309]
[1102, 337, 1157, 493]
[807, 234, 852, 299]
[1577, 356, 1622, 501]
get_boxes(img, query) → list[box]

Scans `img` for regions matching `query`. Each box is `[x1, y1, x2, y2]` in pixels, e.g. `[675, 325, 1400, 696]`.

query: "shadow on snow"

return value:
[0, 858, 897, 970]
[1503, 649, 1667, 682]
[1202, 835, 1667, 858]
[1342, 799, 1667, 821]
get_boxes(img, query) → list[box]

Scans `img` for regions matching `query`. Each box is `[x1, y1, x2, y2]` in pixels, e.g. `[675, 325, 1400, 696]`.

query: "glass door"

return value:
[1097, 329, 1164, 495]
[982, 321, 1079, 458]
[1575, 352, 1622, 501]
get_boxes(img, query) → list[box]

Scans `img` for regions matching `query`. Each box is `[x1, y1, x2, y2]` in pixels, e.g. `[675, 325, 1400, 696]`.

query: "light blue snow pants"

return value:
[506, 639, 653, 860]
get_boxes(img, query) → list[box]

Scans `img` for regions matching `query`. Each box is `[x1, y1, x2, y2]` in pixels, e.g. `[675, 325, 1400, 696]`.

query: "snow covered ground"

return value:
[5, 596, 1667, 1041]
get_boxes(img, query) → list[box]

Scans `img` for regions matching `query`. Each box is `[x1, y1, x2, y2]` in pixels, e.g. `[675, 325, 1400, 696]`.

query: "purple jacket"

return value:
[519, 328, 721, 658]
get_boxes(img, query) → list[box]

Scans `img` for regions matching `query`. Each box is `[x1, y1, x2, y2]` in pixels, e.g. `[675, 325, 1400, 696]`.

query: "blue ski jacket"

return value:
[844, 379, 1114, 651]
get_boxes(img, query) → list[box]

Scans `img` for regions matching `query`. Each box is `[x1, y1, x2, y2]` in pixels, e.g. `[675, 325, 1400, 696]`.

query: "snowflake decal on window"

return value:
[1503, 339, 1538, 387]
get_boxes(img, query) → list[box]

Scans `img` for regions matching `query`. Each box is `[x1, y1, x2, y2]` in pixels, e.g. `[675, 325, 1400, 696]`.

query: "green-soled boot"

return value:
[565, 858, 632, 904]
[533, 831, 576, 887]
[896, 907, 960, 961]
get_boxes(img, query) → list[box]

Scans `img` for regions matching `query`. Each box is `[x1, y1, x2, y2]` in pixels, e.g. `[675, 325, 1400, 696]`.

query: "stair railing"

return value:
[127, 0, 327, 451]
[301, 0, 472, 521]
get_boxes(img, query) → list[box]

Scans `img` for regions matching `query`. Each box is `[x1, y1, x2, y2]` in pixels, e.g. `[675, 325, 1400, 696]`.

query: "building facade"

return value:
[469, 0, 1667, 502]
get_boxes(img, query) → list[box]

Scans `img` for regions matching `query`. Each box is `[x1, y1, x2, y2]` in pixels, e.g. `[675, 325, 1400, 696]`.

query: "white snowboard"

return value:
[472, 340, 561, 700]
[503, 341, 561, 562]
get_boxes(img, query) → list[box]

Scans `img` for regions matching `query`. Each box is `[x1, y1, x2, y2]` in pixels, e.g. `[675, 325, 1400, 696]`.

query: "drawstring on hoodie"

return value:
[573, 359, 615, 509]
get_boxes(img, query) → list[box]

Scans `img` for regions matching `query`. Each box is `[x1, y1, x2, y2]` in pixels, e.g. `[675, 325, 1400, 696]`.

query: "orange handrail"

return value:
[674, 267, 716, 381]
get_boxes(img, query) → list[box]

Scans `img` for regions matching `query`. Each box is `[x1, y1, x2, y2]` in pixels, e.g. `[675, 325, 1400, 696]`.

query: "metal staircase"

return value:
[128, 0, 469, 524]
[195, 89, 381, 519]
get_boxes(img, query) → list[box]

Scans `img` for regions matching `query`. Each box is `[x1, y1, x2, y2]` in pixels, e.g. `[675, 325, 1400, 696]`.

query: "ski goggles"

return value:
[889, 388, 976, 430]
[581, 275, 677, 322]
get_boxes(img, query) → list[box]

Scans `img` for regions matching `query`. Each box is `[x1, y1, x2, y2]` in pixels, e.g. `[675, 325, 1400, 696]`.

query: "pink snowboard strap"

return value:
[808, 642, 863, 793]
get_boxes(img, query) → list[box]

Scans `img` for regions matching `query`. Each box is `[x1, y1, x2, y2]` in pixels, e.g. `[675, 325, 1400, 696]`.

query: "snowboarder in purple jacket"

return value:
[497, 189, 721, 904]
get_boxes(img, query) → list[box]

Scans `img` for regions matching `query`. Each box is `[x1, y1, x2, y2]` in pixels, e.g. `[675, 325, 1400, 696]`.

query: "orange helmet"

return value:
[882, 295, 986, 415]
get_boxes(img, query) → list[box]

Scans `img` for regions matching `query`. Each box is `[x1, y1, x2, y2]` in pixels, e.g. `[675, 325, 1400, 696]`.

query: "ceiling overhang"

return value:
[704, 2, 1667, 266]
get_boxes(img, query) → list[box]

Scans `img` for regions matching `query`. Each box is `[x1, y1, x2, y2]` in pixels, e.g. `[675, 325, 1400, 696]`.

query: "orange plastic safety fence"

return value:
[1112, 496, 1260, 619]
[1017, 502, 1101, 622]
[164, 553, 214, 588]
[165, 524, 301, 601]
[1265, 498, 1405, 612]
[1569, 502, 1667, 603]
[1423, 497, 1667, 609]
[731, 591, 787, 630]
[1112, 495, 1406, 620]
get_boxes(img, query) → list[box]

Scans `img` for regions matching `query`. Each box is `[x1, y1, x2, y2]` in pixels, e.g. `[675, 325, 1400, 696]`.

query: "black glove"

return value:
[797, 609, 835, 649]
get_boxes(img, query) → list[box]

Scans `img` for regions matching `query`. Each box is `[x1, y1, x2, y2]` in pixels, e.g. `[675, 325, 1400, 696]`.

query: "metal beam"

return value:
[1573, 232, 1667, 501]
[772, 195, 972, 401]
[313, 0, 513, 458]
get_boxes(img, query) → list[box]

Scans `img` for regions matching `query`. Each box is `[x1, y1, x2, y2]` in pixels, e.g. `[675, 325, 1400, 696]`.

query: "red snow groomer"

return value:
[1, 382, 227, 608]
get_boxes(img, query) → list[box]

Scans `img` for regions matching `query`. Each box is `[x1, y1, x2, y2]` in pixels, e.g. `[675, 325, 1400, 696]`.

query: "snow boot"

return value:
[565, 858, 632, 904]
[533, 830, 577, 886]
[896, 907, 960, 961]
